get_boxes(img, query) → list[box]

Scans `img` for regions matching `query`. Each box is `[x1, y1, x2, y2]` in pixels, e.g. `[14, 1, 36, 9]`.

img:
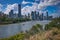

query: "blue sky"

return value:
[0, 0, 22, 4]
[0, 0, 60, 18]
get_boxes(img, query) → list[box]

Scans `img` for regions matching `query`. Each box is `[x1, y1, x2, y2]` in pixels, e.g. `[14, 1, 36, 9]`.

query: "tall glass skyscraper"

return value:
[9, 10, 14, 18]
[41, 13, 43, 20]
[18, 4, 21, 18]
[31, 11, 35, 20]
[46, 12, 48, 20]
[37, 12, 39, 20]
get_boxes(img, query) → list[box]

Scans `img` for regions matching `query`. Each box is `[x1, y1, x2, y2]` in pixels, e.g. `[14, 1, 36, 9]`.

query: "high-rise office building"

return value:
[34, 11, 37, 20]
[31, 11, 35, 20]
[41, 13, 43, 20]
[37, 12, 39, 20]
[46, 12, 48, 20]
[18, 4, 21, 18]
[25, 14, 27, 19]
[28, 13, 30, 19]
[9, 10, 14, 18]
[39, 15, 42, 20]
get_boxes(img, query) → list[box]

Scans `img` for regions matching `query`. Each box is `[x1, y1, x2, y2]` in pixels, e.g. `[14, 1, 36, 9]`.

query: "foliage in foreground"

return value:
[45, 17, 60, 30]
[0, 32, 25, 40]
[28, 28, 60, 40]
[29, 24, 42, 35]
[0, 24, 42, 40]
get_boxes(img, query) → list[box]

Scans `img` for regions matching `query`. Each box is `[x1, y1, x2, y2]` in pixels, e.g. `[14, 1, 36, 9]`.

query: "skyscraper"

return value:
[46, 12, 48, 20]
[34, 11, 37, 20]
[31, 11, 35, 20]
[9, 10, 14, 18]
[28, 13, 30, 19]
[37, 12, 39, 20]
[41, 13, 43, 20]
[18, 4, 21, 18]
[39, 15, 41, 20]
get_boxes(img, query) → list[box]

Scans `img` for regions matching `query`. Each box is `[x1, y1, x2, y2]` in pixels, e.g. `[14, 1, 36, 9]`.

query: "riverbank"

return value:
[0, 18, 31, 25]
[0, 25, 60, 40]
[0, 21, 27, 25]
[0, 17, 60, 40]
[0, 20, 51, 25]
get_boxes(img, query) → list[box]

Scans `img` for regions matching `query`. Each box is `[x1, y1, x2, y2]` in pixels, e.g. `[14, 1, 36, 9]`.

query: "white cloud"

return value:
[38, 0, 60, 10]
[4, 3, 18, 14]
[21, 3, 38, 15]
[4, 0, 60, 18]
[0, 4, 3, 11]
[0, 4, 2, 8]
[22, 1, 30, 4]
[21, 0, 60, 18]
[22, 0, 35, 4]
[4, 1, 34, 14]
[22, 6, 31, 15]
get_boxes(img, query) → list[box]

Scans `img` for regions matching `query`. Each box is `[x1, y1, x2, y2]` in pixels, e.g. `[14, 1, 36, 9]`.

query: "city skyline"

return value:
[0, 0, 60, 18]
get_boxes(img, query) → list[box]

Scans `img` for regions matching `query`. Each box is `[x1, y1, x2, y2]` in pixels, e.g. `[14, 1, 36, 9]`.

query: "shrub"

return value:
[45, 17, 60, 30]
[29, 24, 42, 35]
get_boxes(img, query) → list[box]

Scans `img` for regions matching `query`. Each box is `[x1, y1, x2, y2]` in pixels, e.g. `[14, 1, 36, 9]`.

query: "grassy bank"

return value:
[28, 28, 60, 40]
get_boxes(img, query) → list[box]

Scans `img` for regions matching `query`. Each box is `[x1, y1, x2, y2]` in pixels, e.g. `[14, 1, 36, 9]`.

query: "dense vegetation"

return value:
[45, 17, 60, 30]
[0, 16, 31, 25]
[29, 17, 60, 40]
[0, 17, 60, 40]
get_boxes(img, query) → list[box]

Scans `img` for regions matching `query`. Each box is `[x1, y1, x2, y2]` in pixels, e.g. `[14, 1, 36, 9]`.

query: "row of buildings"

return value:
[9, 4, 21, 18]
[0, 4, 53, 20]
[31, 11, 53, 20]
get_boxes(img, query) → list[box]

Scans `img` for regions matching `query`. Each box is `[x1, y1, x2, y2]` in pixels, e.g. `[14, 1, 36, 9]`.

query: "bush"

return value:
[45, 17, 60, 30]
[29, 24, 42, 35]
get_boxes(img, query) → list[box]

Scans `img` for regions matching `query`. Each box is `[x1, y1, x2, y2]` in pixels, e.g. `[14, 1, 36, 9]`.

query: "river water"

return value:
[0, 20, 51, 38]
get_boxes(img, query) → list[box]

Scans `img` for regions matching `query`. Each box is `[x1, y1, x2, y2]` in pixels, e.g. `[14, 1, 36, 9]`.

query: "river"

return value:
[0, 20, 51, 38]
